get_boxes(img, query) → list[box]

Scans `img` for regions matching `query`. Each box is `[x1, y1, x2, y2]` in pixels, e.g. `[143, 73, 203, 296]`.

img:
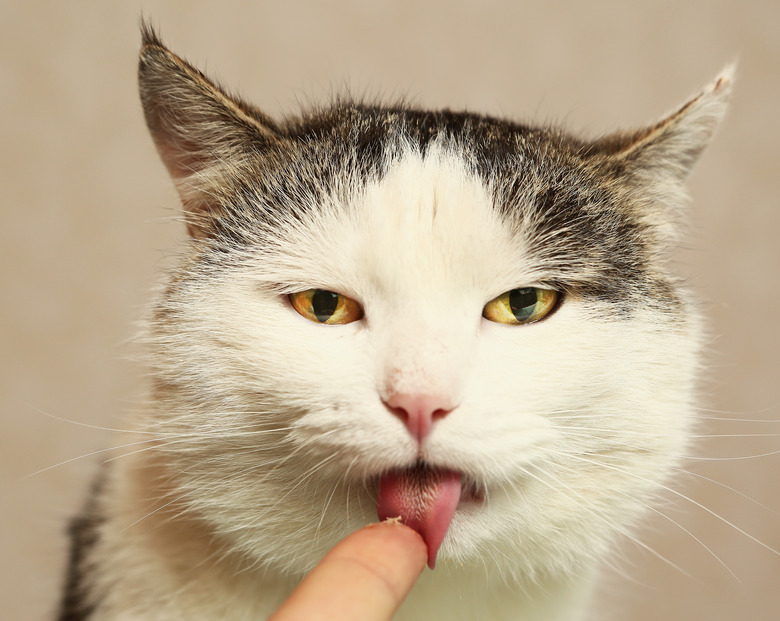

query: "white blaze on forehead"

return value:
[250, 142, 532, 307]
[351, 142, 523, 309]
[242, 142, 540, 405]
[344, 143, 522, 405]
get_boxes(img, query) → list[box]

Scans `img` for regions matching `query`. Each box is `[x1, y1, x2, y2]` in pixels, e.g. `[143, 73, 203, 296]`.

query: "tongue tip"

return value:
[376, 467, 462, 571]
[377, 513, 439, 569]
[376, 513, 439, 569]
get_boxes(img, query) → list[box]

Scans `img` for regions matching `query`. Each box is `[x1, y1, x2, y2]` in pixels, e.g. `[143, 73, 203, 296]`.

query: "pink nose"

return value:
[384, 393, 454, 442]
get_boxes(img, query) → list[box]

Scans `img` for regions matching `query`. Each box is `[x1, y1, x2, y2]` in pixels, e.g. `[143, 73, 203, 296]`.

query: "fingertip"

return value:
[269, 521, 427, 621]
[340, 519, 428, 586]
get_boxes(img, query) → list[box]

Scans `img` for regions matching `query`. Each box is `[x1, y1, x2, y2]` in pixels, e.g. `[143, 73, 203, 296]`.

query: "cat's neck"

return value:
[398, 559, 594, 621]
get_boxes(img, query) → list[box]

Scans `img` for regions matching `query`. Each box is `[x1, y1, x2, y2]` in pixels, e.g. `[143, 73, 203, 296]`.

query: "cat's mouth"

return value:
[376, 461, 483, 569]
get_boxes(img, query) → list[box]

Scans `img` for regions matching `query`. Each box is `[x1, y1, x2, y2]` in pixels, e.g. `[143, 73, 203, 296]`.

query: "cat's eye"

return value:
[482, 287, 559, 325]
[289, 289, 364, 325]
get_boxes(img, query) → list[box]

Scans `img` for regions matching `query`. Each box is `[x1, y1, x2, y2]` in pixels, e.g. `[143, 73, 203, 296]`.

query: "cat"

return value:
[57, 23, 732, 621]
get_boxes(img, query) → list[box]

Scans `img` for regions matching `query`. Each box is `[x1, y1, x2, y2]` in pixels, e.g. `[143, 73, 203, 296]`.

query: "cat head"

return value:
[138, 24, 731, 581]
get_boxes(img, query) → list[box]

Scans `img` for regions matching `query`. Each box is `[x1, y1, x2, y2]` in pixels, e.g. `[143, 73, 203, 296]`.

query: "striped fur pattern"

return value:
[58, 25, 732, 621]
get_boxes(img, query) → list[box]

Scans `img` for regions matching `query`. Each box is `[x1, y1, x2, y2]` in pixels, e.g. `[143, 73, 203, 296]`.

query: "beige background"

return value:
[2, 1, 779, 619]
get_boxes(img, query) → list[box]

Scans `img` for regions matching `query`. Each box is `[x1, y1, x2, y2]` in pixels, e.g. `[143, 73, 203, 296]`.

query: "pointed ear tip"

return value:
[138, 22, 177, 79]
[139, 18, 165, 51]
[707, 62, 737, 97]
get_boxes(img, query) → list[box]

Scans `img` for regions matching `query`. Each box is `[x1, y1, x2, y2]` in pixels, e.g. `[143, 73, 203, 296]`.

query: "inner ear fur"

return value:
[138, 23, 282, 238]
[590, 65, 734, 184]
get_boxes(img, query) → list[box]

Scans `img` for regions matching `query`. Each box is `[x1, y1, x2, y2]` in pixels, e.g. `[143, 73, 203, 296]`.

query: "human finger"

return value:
[268, 519, 427, 621]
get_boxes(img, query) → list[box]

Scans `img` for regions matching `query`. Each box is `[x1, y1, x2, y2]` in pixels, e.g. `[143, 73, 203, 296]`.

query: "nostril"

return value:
[384, 393, 455, 442]
[431, 408, 449, 422]
[386, 404, 409, 424]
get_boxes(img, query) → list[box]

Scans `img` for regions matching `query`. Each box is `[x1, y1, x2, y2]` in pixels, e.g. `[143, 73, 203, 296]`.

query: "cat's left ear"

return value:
[589, 65, 734, 188]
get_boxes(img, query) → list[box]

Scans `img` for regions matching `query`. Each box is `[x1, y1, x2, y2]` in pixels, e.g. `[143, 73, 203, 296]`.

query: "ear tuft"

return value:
[139, 17, 164, 50]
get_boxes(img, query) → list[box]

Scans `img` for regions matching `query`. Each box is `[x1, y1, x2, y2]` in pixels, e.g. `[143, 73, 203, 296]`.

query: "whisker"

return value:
[22, 439, 156, 479]
[26, 403, 147, 435]
[553, 425, 780, 461]
[554, 457, 736, 580]
[316, 477, 341, 541]
[669, 465, 779, 516]
[120, 454, 288, 534]
[515, 462, 696, 579]
[565, 452, 780, 558]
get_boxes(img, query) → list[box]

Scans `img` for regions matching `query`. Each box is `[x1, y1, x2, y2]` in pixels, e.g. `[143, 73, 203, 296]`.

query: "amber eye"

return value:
[483, 287, 559, 325]
[289, 289, 364, 325]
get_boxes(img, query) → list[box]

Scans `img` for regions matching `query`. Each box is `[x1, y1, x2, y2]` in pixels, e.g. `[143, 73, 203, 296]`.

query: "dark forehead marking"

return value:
[206, 101, 677, 310]
[284, 104, 657, 298]
[283, 102, 546, 163]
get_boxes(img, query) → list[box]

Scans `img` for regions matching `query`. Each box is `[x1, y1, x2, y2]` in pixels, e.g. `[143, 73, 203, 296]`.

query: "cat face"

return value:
[145, 143, 696, 579]
[138, 27, 729, 580]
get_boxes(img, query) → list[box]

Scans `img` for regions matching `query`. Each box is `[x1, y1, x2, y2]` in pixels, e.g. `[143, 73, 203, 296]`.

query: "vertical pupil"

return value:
[509, 288, 538, 321]
[311, 290, 340, 322]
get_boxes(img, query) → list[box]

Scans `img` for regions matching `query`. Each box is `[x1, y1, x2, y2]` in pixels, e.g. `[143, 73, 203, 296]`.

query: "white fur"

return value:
[86, 143, 701, 620]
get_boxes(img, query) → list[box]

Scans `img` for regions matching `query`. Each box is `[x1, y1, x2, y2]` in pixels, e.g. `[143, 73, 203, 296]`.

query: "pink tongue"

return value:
[376, 465, 462, 569]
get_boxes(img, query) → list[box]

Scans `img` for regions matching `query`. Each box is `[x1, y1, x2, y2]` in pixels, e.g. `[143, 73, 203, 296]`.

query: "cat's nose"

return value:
[384, 393, 454, 442]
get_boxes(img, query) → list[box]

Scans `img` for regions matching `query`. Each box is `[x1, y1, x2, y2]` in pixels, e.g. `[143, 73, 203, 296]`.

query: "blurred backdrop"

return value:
[2, 2, 778, 619]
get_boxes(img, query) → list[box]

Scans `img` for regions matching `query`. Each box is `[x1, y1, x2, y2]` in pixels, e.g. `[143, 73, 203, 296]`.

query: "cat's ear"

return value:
[138, 24, 281, 238]
[589, 65, 734, 189]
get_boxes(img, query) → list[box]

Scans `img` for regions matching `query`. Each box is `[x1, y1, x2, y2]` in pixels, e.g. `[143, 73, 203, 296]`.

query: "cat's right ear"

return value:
[138, 23, 281, 238]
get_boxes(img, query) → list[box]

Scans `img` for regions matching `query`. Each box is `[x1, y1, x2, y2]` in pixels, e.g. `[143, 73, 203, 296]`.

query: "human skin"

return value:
[269, 520, 427, 621]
